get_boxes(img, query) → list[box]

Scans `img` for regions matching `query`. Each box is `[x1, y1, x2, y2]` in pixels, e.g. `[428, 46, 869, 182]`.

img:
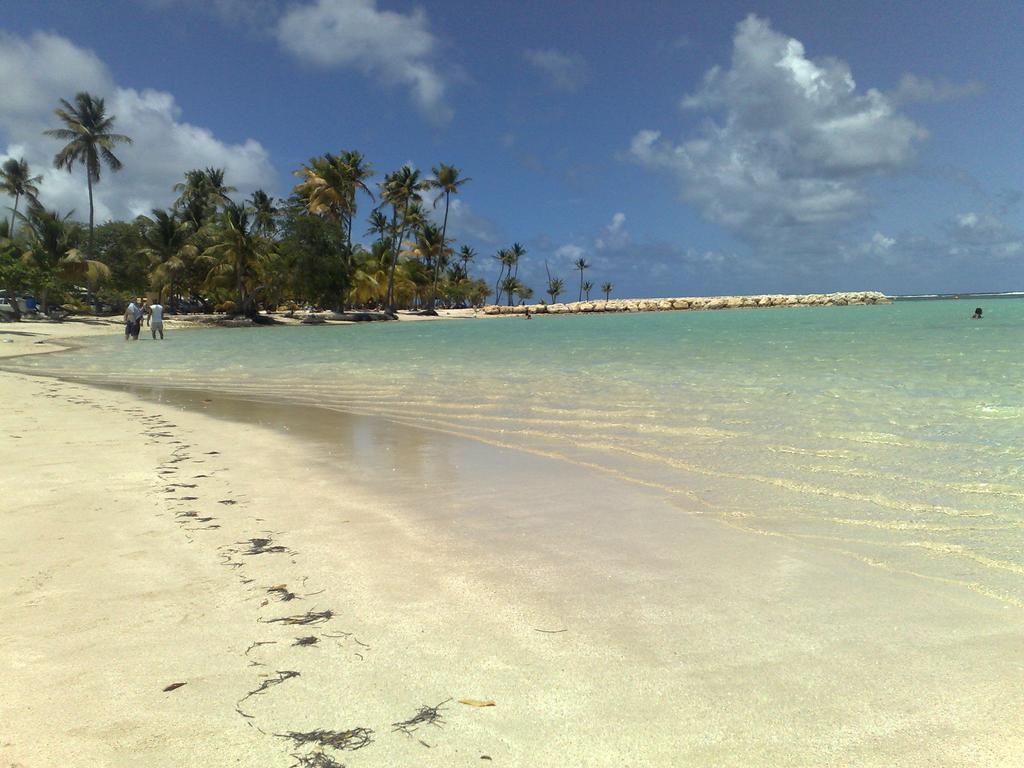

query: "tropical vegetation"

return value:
[1, 91, 616, 321]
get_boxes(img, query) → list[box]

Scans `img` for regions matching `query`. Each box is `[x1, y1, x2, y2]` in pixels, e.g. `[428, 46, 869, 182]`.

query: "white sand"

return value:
[3, 320, 1024, 767]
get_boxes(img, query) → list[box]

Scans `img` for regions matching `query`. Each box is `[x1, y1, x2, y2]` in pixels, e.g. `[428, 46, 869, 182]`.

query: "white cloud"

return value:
[139, 0, 281, 27]
[629, 15, 926, 254]
[0, 31, 276, 224]
[276, 0, 451, 122]
[554, 243, 585, 261]
[945, 211, 1024, 257]
[595, 212, 629, 250]
[892, 74, 984, 105]
[523, 48, 588, 91]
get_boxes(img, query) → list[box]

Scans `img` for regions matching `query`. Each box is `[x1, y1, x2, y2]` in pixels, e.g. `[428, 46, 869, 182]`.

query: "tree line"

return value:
[3, 91, 620, 319]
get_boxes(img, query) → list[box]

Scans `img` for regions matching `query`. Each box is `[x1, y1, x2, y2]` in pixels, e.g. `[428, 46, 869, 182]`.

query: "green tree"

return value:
[138, 209, 198, 311]
[582, 280, 593, 300]
[457, 245, 476, 279]
[0, 157, 42, 235]
[601, 281, 613, 300]
[379, 166, 427, 312]
[173, 167, 236, 228]
[425, 163, 470, 313]
[547, 276, 564, 303]
[17, 201, 110, 312]
[411, 220, 446, 309]
[277, 196, 347, 309]
[202, 202, 272, 316]
[247, 190, 279, 238]
[43, 92, 132, 252]
[573, 256, 590, 301]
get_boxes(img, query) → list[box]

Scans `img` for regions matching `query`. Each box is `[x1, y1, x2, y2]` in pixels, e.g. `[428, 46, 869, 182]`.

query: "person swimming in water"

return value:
[972, 307, 983, 319]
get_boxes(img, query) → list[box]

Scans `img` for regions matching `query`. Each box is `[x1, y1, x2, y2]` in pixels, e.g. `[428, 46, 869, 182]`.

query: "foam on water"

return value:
[10, 298, 1024, 605]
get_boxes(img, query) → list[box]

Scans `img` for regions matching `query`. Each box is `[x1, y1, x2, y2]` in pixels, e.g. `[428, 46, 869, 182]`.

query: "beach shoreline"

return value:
[5, 317, 1024, 767]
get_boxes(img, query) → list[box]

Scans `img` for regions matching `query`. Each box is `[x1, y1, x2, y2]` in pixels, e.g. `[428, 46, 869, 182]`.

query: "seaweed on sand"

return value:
[392, 699, 450, 737]
[239, 670, 299, 702]
[293, 636, 319, 647]
[268, 584, 298, 601]
[279, 728, 373, 751]
[260, 609, 333, 626]
[242, 537, 288, 555]
[289, 751, 344, 768]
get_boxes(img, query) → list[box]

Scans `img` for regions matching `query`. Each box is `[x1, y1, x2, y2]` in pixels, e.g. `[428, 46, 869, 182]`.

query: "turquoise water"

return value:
[10, 300, 1024, 605]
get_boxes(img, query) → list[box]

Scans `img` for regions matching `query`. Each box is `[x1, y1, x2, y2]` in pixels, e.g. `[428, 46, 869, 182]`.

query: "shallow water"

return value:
[10, 299, 1024, 606]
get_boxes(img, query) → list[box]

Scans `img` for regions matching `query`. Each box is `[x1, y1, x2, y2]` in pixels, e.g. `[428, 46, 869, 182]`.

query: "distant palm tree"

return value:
[411, 220, 446, 307]
[339, 149, 374, 247]
[601, 281, 613, 300]
[17, 201, 110, 312]
[582, 280, 593, 300]
[458, 244, 476, 277]
[379, 166, 427, 312]
[425, 163, 470, 312]
[493, 247, 509, 301]
[547, 276, 564, 303]
[247, 190, 279, 237]
[499, 275, 520, 306]
[203, 202, 272, 316]
[295, 151, 373, 251]
[138, 209, 197, 312]
[0, 157, 42, 236]
[573, 256, 590, 301]
[44, 92, 132, 252]
[173, 168, 236, 227]
[365, 209, 389, 245]
[509, 242, 526, 281]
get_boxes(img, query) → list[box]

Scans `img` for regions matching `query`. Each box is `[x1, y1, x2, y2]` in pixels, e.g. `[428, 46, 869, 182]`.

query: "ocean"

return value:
[9, 298, 1024, 607]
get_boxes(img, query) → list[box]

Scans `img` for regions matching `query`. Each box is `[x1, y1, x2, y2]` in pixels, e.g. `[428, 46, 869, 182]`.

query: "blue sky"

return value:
[2, 0, 1022, 297]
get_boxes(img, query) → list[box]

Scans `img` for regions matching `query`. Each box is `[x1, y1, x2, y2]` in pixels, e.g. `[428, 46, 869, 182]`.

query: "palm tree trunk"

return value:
[87, 173, 95, 254]
[578, 270, 584, 302]
[10, 193, 19, 235]
[494, 265, 504, 304]
[428, 190, 450, 314]
[386, 202, 413, 314]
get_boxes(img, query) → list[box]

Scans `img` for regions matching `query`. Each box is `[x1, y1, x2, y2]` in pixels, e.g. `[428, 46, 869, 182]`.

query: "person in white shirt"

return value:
[124, 299, 142, 341]
[150, 301, 165, 339]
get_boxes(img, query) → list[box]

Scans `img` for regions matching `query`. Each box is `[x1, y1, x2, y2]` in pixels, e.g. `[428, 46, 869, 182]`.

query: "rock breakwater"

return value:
[483, 291, 890, 316]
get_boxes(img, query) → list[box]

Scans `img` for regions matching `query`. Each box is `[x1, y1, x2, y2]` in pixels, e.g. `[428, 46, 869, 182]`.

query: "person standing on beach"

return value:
[142, 298, 151, 328]
[149, 300, 165, 340]
[124, 298, 142, 341]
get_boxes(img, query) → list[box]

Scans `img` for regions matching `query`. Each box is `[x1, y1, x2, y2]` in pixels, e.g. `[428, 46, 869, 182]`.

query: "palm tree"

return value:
[379, 166, 427, 312]
[458, 245, 476, 278]
[509, 242, 526, 280]
[582, 280, 593, 300]
[17, 201, 109, 313]
[411, 220, 447, 308]
[202, 202, 272, 316]
[248, 190, 279, 237]
[547, 276, 565, 303]
[138, 209, 197, 312]
[173, 168, 236, 228]
[339, 150, 374, 247]
[366, 209, 389, 245]
[295, 151, 374, 251]
[0, 157, 42, 236]
[601, 281, 613, 300]
[425, 163, 470, 313]
[493, 247, 509, 301]
[573, 256, 590, 301]
[43, 92, 132, 252]
[499, 275, 520, 306]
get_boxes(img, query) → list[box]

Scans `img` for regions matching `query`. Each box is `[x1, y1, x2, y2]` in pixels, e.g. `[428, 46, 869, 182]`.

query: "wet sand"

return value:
[3, 321, 1024, 767]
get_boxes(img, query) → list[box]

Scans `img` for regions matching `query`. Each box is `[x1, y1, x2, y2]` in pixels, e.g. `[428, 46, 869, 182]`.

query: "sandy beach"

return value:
[4, 318, 1024, 767]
